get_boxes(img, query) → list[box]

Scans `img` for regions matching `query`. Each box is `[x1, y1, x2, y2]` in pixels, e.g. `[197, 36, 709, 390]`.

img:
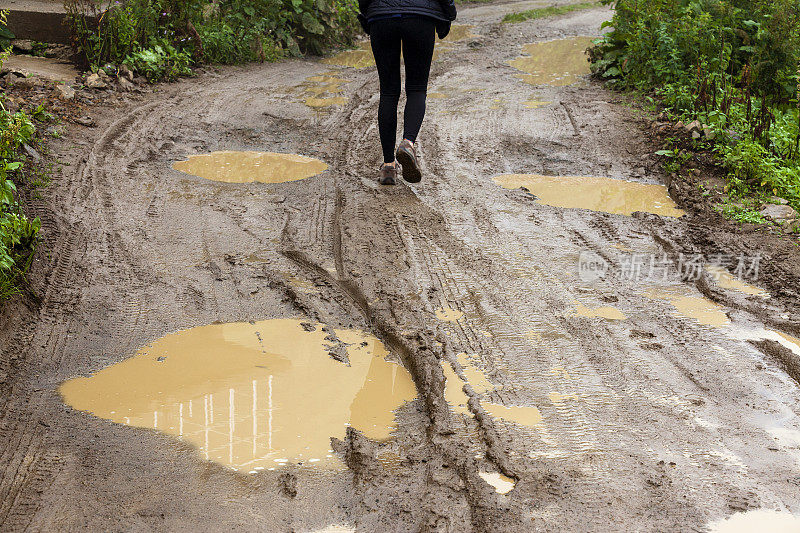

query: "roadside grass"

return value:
[589, 0, 800, 230]
[502, 1, 601, 23]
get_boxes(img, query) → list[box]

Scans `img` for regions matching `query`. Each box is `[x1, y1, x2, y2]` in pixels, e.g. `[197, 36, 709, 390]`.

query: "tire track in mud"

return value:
[3, 2, 800, 531]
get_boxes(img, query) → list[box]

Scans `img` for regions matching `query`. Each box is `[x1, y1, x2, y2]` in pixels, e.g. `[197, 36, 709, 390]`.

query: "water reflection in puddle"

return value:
[705, 265, 769, 298]
[493, 174, 685, 218]
[478, 471, 516, 494]
[59, 319, 417, 471]
[173, 151, 328, 184]
[644, 288, 729, 327]
[509, 36, 595, 86]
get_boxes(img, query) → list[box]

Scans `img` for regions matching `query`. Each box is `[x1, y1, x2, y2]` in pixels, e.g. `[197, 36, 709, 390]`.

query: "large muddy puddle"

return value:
[59, 319, 417, 471]
[509, 36, 595, 86]
[493, 174, 685, 217]
[173, 151, 327, 184]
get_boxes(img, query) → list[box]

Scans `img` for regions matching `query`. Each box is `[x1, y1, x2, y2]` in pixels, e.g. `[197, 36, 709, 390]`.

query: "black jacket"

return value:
[358, 0, 457, 34]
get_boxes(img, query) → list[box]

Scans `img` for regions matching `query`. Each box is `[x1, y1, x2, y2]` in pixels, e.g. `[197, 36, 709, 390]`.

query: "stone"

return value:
[769, 196, 789, 205]
[15, 76, 37, 89]
[12, 40, 34, 54]
[119, 64, 134, 81]
[760, 204, 797, 223]
[85, 73, 107, 89]
[23, 144, 40, 162]
[97, 69, 109, 80]
[692, 131, 701, 139]
[55, 83, 75, 100]
[676, 121, 685, 129]
[75, 116, 95, 127]
[685, 120, 702, 133]
[703, 127, 715, 140]
[117, 77, 135, 92]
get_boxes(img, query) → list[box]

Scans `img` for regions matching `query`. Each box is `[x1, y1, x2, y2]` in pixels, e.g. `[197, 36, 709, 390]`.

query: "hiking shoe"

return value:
[396, 139, 421, 183]
[379, 163, 397, 185]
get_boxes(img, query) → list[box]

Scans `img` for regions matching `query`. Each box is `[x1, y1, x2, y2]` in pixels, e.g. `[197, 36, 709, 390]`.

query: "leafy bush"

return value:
[0, 41, 41, 301]
[590, 0, 800, 211]
[124, 40, 193, 81]
[65, 0, 360, 79]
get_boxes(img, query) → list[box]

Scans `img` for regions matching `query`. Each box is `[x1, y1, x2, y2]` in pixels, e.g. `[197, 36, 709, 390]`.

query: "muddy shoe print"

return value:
[396, 139, 422, 183]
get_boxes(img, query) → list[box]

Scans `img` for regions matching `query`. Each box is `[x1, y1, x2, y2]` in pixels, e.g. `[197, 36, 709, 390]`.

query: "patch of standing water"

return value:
[478, 472, 516, 494]
[707, 509, 800, 532]
[322, 25, 476, 69]
[508, 36, 595, 86]
[441, 359, 542, 427]
[705, 264, 769, 298]
[570, 301, 627, 320]
[523, 99, 552, 108]
[493, 174, 685, 218]
[435, 307, 464, 322]
[302, 73, 349, 108]
[173, 151, 328, 184]
[644, 287, 730, 327]
[59, 319, 417, 471]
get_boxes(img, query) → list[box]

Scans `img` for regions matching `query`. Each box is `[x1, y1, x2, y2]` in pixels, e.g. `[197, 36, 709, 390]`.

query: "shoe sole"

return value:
[396, 146, 422, 183]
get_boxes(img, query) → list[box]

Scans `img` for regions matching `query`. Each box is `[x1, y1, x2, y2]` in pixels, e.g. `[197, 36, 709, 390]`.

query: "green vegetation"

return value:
[589, 0, 800, 220]
[502, 2, 600, 23]
[65, 0, 360, 81]
[0, 44, 41, 301]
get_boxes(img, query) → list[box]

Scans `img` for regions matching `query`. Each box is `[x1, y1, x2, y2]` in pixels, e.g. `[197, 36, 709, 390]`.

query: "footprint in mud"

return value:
[173, 151, 327, 184]
[509, 36, 596, 87]
[493, 174, 685, 218]
[59, 318, 417, 472]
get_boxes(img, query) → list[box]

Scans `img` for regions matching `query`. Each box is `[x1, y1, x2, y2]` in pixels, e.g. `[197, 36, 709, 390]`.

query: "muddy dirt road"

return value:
[3, 1, 800, 531]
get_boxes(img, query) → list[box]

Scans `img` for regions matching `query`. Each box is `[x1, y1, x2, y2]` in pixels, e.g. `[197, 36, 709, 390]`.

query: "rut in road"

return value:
[2, 1, 800, 532]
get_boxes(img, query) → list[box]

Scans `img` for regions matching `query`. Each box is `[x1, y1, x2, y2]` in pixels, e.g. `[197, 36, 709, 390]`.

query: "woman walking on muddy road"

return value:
[358, 0, 457, 185]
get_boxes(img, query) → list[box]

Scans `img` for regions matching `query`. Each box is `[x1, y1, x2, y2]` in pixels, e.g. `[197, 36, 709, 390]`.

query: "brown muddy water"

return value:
[59, 319, 417, 471]
[570, 301, 627, 320]
[705, 265, 769, 298]
[509, 36, 595, 86]
[302, 73, 349, 108]
[493, 174, 685, 217]
[173, 151, 328, 184]
[644, 288, 730, 327]
[435, 307, 464, 322]
[478, 472, 516, 495]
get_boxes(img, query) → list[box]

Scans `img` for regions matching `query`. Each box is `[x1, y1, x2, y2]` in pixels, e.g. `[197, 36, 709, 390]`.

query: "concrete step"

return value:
[0, 0, 71, 44]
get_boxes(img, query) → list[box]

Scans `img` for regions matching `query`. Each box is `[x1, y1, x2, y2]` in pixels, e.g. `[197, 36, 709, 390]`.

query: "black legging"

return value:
[369, 17, 436, 163]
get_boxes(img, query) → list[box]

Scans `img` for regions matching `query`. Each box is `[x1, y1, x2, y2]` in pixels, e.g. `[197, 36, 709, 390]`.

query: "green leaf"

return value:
[301, 12, 325, 34]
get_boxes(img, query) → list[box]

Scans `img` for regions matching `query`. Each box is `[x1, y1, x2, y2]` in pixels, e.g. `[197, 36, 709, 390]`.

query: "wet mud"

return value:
[509, 36, 595, 86]
[4, 1, 800, 531]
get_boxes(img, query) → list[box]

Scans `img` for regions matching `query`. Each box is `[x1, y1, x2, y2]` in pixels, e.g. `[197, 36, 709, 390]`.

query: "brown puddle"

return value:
[708, 509, 800, 533]
[435, 307, 464, 322]
[493, 174, 685, 218]
[323, 42, 375, 69]
[441, 357, 542, 427]
[509, 36, 595, 86]
[644, 288, 730, 327]
[523, 100, 552, 109]
[302, 73, 349, 108]
[478, 472, 516, 494]
[59, 319, 417, 471]
[173, 151, 328, 184]
[705, 265, 769, 298]
[323, 25, 475, 69]
[570, 301, 627, 320]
